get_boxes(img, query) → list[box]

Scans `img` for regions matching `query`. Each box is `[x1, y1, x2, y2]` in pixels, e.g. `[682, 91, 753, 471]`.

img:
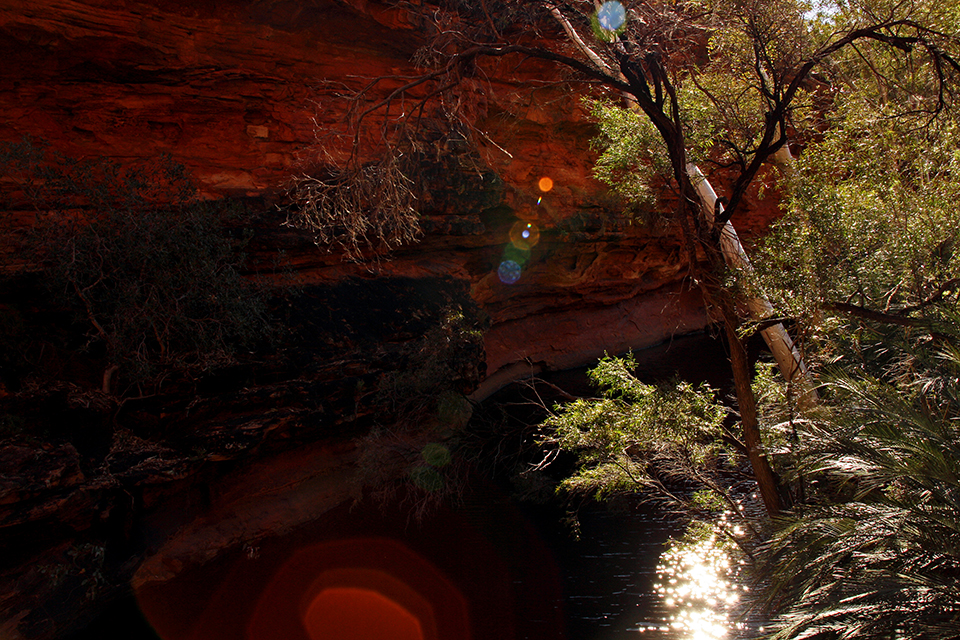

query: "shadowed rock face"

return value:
[0, 1, 781, 637]
[0, 0, 725, 383]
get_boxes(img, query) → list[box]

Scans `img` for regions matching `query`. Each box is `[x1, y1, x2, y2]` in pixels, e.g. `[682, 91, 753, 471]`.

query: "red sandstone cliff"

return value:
[0, 0, 723, 383]
[0, 1, 781, 637]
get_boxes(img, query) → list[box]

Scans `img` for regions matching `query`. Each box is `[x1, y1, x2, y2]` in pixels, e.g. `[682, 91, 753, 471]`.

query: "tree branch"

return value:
[719, 20, 957, 228]
[827, 301, 933, 328]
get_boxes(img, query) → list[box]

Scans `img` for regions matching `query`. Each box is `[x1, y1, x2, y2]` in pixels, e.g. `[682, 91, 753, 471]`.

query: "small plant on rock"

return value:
[2, 139, 271, 395]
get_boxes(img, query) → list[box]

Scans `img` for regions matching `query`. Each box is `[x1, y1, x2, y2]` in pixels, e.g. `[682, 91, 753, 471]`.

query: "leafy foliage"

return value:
[757, 344, 960, 639]
[756, 101, 960, 349]
[679, 0, 815, 167]
[375, 306, 485, 420]
[540, 354, 732, 506]
[589, 98, 672, 209]
[743, 32, 960, 628]
[2, 140, 271, 392]
[356, 305, 485, 519]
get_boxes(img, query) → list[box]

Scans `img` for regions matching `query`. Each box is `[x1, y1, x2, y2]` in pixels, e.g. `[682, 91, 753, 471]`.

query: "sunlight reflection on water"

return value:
[640, 528, 749, 640]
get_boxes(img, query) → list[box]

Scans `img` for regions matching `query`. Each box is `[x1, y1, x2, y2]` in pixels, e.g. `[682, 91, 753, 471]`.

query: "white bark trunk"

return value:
[542, 6, 816, 406]
[687, 164, 817, 407]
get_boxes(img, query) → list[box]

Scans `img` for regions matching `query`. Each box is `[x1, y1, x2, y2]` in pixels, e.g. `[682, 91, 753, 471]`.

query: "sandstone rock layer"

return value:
[0, 1, 785, 637]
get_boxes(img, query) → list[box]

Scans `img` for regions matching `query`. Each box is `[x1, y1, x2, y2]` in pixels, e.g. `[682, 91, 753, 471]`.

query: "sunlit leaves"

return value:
[759, 353, 960, 639]
[588, 98, 669, 207]
[821, 0, 960, 113]
[755, 93, 960, 352]
[587, 0, 822, 201]
[541, 354, 728, 503]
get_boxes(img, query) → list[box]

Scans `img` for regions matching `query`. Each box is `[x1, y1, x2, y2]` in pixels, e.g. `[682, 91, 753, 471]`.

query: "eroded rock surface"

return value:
[0, 0, 726, 380]
[0, 1, 782, 637]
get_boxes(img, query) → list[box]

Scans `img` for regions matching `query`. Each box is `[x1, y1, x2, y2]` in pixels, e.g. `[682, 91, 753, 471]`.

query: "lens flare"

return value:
[538, 176, 554, 192]
[421, 443, 451, 467]
[239, 539, 467, 640]
[498, 260, 522, 285]
[502, 245, 530, 271]
[597, 1, 626, 31]
[303, 586, 424, 640]
[509, 220, 540, 251]
[409, 465, 445, 492]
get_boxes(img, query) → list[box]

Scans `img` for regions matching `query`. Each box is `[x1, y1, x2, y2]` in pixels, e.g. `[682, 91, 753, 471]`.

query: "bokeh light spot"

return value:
[421, 443, 452, 468]
[597, 1, 626, 31]
[538, 177, 554, 192]
[409, 466, 445, 492]
[239, 542, 460, 640]
[502, 245, 531, 270]
[509, 220, 540, 251]
[303, 587, 424, 640]
[498, 260, 522, 285]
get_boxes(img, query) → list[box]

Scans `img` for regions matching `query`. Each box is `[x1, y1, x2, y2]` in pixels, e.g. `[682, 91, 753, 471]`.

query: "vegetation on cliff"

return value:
[508, 1, 960, 637]
[1, 140, 272, 397]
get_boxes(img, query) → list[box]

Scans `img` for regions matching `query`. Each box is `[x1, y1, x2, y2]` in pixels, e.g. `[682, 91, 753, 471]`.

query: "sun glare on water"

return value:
[641, 529, 748, 640]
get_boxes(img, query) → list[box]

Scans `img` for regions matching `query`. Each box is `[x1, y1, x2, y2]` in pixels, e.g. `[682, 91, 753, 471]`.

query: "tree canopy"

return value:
[290, 1, 960, 635]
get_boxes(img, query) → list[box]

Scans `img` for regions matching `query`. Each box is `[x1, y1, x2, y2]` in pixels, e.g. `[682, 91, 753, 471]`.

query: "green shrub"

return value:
[2, 139, 271, 393]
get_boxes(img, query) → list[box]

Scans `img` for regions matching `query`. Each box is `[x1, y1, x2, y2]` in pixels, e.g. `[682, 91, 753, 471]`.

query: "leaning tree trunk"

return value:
[550, 5, 814, 406]
[544, 5, 799, 517]
[687, 164, 818, 410]
[684, 165, 821, 517]
[721, 306, 785, 516]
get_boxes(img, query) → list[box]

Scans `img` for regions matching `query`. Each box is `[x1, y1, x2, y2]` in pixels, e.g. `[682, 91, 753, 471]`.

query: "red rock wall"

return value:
[0, 0, 731, 389]
[0, 0, 416, 194]
[0, 3, 795, 637]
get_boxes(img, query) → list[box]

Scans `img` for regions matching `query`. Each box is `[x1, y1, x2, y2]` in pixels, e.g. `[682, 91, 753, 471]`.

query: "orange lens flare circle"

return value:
[538, 176, 553, 192]
[304, 586, 424, 640]
[243, 538, 468, 640]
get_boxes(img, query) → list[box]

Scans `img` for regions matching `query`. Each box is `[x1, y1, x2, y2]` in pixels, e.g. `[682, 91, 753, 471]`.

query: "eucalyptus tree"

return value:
[742, 19, 960, 637]
[288, 0, 960, 516]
